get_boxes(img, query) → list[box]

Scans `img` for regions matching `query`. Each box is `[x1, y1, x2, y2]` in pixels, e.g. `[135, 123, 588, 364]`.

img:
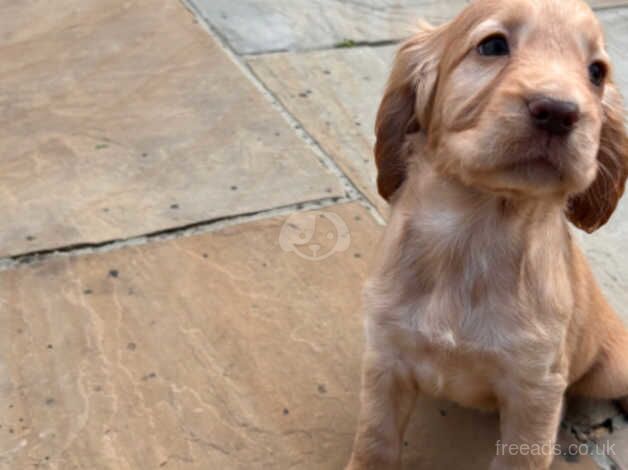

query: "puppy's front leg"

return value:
[491, 376, 566, 470]
[346, 350, 417, 470]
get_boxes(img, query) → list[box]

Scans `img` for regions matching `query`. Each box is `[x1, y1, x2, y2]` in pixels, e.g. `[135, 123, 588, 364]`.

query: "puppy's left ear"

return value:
[567, 83, 628, 233]
[375, 25, 444, 201]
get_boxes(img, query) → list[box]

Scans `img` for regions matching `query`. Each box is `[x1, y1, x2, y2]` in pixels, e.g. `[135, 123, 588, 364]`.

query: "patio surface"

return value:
[1, 0, 628, 469]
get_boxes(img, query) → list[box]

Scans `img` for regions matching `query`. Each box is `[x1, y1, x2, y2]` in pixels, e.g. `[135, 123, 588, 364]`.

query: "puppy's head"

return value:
[376, 0, 628, 232]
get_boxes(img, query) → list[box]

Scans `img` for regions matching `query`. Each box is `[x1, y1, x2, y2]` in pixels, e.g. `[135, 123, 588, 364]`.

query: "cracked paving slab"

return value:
[191, 0, 628, 54]
[0, 202, 600, 469]
[0, 0, 344, 258]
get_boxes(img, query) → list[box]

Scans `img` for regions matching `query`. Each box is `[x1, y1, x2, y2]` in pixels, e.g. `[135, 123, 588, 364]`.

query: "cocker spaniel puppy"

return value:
[347, 0, 628, 469]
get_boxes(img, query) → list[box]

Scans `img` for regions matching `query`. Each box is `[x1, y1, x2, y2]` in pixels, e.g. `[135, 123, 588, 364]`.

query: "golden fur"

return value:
[347, 0, 628, 469]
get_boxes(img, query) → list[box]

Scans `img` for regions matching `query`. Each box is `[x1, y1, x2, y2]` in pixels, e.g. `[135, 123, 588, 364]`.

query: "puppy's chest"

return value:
[401, 288, 514, 409]
[398, 206, 568, 345]
[373, 212, 570, 407]
[395, 286, 560, 410]
[406, 232, 563, 345]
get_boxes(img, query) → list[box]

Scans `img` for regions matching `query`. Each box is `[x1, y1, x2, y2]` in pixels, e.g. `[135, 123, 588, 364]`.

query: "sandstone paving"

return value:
[0, 203, 373, 469]
[190, 0, 470, 54]
[0, 0, 343, 258]
[598, 7, 628, 93]
[249, 46, 395, 216]
[598, 425, 628, 469]
[1, 0, 627, 468]
[0, 202, 601, 469]
[592, 0, 628, 8]
[194, 0, 628, 54]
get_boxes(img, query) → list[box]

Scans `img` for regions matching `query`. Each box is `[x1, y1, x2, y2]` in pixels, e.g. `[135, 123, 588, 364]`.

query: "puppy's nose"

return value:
[528, 97, 580, 136]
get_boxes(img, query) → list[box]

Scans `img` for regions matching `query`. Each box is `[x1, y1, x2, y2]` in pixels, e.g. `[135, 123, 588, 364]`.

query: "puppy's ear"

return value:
[375, 26, 443, 201]
[567, 83, 628, 233]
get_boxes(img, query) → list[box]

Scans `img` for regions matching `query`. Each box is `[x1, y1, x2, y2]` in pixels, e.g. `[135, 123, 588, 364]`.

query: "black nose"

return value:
[528, 97, 580, 136]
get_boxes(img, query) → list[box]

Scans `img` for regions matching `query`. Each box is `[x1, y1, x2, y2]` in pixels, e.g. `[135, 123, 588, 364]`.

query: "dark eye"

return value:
[477, 34, 510, 56]
[588, 61, 607, 86]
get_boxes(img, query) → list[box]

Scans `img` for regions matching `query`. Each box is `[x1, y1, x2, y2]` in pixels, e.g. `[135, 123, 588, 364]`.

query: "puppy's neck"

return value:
[395, 159, 568, 237]
[375, 159, 571, 289]
[369, 160, 574, 343]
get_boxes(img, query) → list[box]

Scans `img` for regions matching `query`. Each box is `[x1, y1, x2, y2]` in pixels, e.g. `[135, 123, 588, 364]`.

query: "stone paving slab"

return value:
[594, 0, 628, 8]
[599, 425, 628, 469]
[192, 0, 469, 54]
[250, 46, 395, 215]
[0, 202, 599, 469]
[193, 0, 628, 54]
[0, 203, 375, 470]
[575, 196, 628, 323]
[598, 7, 628, 93]
[0, 0, 343, 258]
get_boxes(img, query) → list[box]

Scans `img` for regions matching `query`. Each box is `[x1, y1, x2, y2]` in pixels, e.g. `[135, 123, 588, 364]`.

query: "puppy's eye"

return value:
[588, 61, 607, 87]
[477, 34, 510, 56]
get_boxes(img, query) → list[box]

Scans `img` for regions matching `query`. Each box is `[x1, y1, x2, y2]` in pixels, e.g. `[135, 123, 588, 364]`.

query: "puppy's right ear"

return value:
[566, 82, 628, 232]
[375, 26, 444, 201]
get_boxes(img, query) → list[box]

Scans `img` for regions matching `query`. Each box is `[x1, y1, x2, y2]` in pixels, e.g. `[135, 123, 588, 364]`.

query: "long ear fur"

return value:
[567, 83, 628, 233]
[374, 25, 443, 201]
